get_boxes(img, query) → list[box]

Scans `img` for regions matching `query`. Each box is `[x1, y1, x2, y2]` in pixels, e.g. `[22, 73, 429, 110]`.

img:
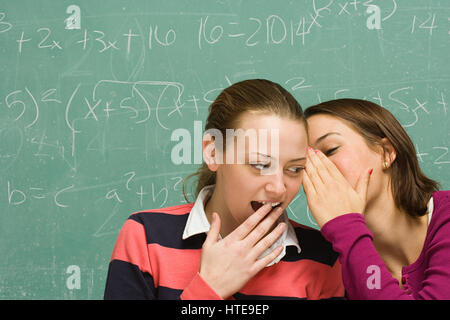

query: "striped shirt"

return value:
[182, 185, 301, 267]
[104, 201, 344, 300]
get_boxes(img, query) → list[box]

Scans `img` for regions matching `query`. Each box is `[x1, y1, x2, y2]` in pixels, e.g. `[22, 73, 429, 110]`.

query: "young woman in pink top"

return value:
[303, 98, 450, 299]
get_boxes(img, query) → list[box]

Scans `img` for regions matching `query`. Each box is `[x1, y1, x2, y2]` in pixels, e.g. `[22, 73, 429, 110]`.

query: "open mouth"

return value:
[250, 201, 282, 212]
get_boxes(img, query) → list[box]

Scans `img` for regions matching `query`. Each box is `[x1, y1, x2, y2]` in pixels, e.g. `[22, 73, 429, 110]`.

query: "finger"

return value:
[253, 245, 284, 272]
[355, 168, 373, 204]
[315, 149, 347, 183]
[307, 147, 331, 183]
[203, 212, 221, 248]
[305, 148, 327, 189]
[302, 169, 317, 197]
[251, 222, 286, 260]
[305, 157, 327, 197]
[244, 206, 284, 247]
[230, 203, 274, 241]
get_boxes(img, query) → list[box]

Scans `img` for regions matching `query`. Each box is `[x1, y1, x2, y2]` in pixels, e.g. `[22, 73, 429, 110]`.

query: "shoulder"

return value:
[125, 203, 200, 249]
[428, 191, 450, 235]
[284, 219, 339, 267]
[128, 203, 194, 225]
[429, 191, 450, 225]
[432, 190, 450, 209]
[417, 191, 450, 261]
[131, 203, 194, 217]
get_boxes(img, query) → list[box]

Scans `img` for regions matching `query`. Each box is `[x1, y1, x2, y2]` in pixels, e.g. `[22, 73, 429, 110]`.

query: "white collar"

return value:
[427, 196, 434, 226]
[182, 185, 301, 267]
[182, 185, 215, 240]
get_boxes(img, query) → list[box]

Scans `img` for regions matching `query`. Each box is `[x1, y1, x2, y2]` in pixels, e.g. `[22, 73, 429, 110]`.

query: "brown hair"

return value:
[183, 79, 306, 202]
[304, 98, 439, 218]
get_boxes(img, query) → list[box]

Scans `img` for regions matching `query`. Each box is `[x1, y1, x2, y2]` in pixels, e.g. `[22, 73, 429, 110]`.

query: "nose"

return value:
[264, 170, 286, 199]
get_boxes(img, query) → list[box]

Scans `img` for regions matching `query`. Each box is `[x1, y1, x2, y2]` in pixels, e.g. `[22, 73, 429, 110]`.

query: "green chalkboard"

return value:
[0, 0, 449, 299]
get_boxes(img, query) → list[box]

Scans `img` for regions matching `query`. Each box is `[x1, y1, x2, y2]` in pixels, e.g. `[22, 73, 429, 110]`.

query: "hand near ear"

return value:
[302, 148, 372, 229]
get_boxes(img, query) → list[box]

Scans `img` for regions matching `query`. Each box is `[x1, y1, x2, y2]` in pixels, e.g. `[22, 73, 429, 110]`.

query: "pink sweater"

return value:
[321, 191, 450, 300]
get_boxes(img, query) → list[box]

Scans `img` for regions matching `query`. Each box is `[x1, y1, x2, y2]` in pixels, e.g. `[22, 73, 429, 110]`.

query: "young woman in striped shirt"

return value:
[104, 79, 344, 300]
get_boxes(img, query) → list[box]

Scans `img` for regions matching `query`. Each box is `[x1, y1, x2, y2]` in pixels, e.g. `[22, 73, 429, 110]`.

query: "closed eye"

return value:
[324, 146, 339, 156]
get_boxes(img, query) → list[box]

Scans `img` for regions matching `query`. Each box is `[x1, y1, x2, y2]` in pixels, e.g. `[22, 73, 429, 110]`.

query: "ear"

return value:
[380, 137, 396, 169]
[202, 133, 219, 172]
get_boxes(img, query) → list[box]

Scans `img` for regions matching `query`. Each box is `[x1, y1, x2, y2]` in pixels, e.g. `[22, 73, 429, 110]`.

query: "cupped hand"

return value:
[302, 147, 372, 229]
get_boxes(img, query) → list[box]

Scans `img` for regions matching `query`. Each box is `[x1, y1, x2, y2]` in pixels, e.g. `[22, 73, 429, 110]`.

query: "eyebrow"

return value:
[314, 132, 341, 145]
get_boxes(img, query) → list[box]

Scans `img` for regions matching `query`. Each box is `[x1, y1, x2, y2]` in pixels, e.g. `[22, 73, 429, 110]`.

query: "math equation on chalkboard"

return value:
[0, 0, 448, 300]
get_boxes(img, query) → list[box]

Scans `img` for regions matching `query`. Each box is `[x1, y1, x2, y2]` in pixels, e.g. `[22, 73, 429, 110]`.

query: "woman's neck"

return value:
[364, 190, 429, 270]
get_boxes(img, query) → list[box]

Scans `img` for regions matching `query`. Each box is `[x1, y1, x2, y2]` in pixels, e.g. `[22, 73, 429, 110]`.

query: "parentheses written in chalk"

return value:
[24, 87, 39, 129]
[91, 80, 185, 128]
[65, 83, 81, 134]
[134, 80, 185, 129]
[65, 83, 82, 158]
[4, 87, 40, 128]
[5, 90, 26, 121]
[131, 82, 151, 124]
[382, 0, 397, 22]
[93, 79, 145, 122]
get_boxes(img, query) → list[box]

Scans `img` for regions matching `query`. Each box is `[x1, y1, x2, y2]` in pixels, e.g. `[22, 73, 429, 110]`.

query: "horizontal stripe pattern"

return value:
[110, 219, 152, 273]
[105, 206, 344, 300]
[285, 227, 339, 266]
[104, 260, 155, 300]
[148, 243, 202, 289]
[129, 211, 207, 249]
[129, 210, 338, 266]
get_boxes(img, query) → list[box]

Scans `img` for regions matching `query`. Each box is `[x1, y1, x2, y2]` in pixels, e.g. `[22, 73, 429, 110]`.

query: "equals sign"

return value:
[228, 22, 245, 38]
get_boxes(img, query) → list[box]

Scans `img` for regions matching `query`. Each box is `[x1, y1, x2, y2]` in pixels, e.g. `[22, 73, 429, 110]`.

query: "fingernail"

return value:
[369, 168, 373, 175]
